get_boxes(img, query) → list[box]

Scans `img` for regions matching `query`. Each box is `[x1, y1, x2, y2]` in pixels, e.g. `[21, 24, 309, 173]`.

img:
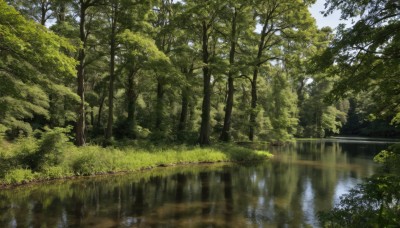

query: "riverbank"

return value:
[0, 138, 272, 188]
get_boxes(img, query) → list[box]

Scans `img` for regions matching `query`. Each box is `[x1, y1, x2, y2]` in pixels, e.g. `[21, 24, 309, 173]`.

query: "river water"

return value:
[0, 138, 392, 227]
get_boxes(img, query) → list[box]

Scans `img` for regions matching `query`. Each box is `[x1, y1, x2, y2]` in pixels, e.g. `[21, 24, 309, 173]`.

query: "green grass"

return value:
[0, 137, 272, 186]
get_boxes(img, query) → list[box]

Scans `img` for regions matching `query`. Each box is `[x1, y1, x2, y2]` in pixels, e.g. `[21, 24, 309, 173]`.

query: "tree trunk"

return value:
[90, 108, 94, 126]
[178, 87, 189, 132]
[105, 4, 118, 141]
[178, 66, 193, 138]
[200, 172, 210, 215]
[57, 2, 66, 22]
[198, 21, 212, 145]
[296, 79, 305, 108]
[155, 77, 164, 131]
[248, 17, 269, 141]
[248, 74, 258, 141]
[220, 76, 234, 141]
[40, 2, 47, 25]
[177, 84, 190, 142]
[220, 8, 237, 142]
[126, 69, 137, 139]
[75, 4, 87, 146]
[96, 87, 106, 128]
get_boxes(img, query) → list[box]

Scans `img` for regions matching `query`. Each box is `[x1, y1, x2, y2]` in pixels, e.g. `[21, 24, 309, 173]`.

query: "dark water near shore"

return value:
[0, 138, 392, 227]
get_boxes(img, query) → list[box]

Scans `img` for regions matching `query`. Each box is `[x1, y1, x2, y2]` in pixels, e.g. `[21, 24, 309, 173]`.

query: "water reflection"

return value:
[0, 139, 390, 227]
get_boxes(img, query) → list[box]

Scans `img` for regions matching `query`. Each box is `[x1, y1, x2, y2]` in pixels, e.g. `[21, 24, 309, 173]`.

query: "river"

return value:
[0, 138, 393, 227]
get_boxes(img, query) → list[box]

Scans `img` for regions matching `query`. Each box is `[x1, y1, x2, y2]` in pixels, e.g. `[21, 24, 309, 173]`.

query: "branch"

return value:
[213, 27, 228, 38]
[257, 57, 282, 66]
[236, 74, 252, 83]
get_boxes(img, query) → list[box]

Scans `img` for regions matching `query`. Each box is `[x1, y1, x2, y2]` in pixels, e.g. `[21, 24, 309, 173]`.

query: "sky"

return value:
[309, 0, 353, 29]
[254, 0, 351, 33]
[45, 0, 353, 32]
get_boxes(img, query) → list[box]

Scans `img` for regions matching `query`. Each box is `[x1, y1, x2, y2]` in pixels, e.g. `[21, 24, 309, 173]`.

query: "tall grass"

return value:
[0, 128, 271, 186]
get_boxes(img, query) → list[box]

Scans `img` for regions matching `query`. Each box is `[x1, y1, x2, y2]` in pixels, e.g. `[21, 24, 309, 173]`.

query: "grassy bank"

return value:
[0, 129, 271, 187]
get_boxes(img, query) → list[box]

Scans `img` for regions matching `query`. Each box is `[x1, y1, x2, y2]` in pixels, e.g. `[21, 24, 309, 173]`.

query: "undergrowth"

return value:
[0, 127, 271, 186]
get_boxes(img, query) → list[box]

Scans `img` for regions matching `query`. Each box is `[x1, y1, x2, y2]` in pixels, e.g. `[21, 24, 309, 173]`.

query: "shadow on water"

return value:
[0, 138, 393, 227]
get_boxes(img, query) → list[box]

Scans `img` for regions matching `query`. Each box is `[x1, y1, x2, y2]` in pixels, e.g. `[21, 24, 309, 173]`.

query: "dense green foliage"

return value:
[0, 1, 77, 136]
[2, 0, 365, 146]
[321, 0, 400, 133]
[316, 0, 400, 226]
[1, 0, 400, 225]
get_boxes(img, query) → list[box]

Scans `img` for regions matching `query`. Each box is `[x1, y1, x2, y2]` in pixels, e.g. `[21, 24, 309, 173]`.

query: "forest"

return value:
[1, 0, 399, 146]
[0, 0, 400, 226]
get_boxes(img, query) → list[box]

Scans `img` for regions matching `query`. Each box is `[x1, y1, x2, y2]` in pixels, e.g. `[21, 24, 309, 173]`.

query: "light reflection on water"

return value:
[0, 139, 391, 227]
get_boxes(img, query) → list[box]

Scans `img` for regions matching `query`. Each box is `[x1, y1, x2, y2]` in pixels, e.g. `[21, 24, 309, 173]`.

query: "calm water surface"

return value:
[0, 138, 392, 227]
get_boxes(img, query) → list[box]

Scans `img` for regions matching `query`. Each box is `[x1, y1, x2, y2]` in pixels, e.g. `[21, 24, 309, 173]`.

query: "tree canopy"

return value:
[0, 1, 77, 135]
[321, 0, 400, 126]
[1, 0, 399, 144]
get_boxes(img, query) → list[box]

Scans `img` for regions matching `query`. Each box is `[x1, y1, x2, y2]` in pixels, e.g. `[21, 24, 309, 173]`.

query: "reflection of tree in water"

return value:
[175, 173, 186, 203]
[222, 170, 233, 224]
[267, 152, 303, 226]
[200, 172, 211, 216]
[132, 181, 145, 215]
[174, 173, 186, 220]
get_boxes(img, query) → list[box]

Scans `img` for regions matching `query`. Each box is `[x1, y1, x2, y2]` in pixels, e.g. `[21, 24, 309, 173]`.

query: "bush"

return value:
[9, 136, 39, 170]
[71, 152, 98, 175]
[41, 166, 70, 179]
[0, 124, 6, 140]
[35, 127, 71, 169]
[16, 128, 71, 170]
[319, 144, 400, 227]
[374, 144, 400, 174]
[318, 175, 400, 227]
[3, 169, 35, 184]
[69, 147, 115, 175]
[1, 127, 71, 175]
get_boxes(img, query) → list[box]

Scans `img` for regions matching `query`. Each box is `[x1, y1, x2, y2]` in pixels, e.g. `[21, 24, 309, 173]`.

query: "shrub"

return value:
[70, 147, 115, 175]
[374, 144, 400, 174]
[0, 124, 6, 141]
[319, 144, 400, 227]
[71, 152, 98, 176]
[6, 127, 71, 172]
[10, 136, 39, 170]
[35, 127, 71, 169]
[41, 166, 70, 179]
[318, 175, 400, 227]
[1, 125, 76, 181]
[3, 169, 35, 184]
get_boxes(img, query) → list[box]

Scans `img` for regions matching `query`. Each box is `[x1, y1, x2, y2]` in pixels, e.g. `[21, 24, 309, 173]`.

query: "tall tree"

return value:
[74, 0, 102, 146]
[168, 4, 202, 140]
[105, 0, 119, 141]
[103, 0, 166, 141]
[299, 77, 349, 137]
[248, 0, 316, 141]
[7, 0, 54, 26]
[184, 0, 223, 145]
[153, 0, 171, 133]
[117, 29, 169, 138]
[264, 67, 299, 142]
[219, 2, 253, 142]
[321, 0, 400, 126]
[0, 1, 77, 136]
